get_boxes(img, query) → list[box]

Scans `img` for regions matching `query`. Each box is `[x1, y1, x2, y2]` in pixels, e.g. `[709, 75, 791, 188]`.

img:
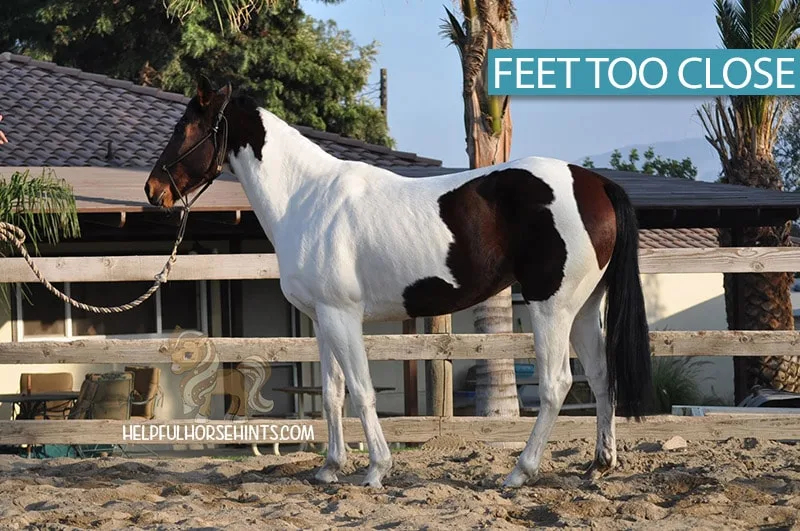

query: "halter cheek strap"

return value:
[161, 93, 231, 210]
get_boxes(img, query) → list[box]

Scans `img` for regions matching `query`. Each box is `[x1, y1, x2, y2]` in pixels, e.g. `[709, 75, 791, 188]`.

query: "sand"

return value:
[0, 436, 798, 530]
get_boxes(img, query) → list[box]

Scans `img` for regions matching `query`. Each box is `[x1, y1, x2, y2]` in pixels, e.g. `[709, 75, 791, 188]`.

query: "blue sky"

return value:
[302, 0, 721, 167]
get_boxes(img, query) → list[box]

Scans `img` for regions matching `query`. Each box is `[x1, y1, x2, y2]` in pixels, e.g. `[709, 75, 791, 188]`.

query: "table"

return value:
[0, 392, 80, 420]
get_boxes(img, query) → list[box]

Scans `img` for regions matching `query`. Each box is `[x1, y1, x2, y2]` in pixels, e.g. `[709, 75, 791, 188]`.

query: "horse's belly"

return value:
[362, 299, 411, 322]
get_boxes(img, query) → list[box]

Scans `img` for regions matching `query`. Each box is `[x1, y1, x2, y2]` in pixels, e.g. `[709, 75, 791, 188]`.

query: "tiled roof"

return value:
[0, 52, 441, 169]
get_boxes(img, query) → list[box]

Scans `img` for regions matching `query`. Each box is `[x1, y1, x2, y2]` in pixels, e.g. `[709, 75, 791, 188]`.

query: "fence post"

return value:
[402, 319, 418, 416]
[425, 315, 453, 417]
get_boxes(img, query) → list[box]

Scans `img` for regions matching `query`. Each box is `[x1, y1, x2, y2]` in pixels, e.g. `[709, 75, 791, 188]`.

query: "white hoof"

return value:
[315, 464, 340, 484]
[361, 458, 392, 488]
[503, 466, 534, 488]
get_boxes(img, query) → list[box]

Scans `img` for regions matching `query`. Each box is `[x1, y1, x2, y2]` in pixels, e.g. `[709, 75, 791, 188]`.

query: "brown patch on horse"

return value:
[402, 168, 567, 317]
[226, 97, 266, 161]
[569, 164, 616, 269]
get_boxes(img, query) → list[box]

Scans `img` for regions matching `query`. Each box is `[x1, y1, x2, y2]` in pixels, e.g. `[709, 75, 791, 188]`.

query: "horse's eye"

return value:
[184, 351, 192, 359]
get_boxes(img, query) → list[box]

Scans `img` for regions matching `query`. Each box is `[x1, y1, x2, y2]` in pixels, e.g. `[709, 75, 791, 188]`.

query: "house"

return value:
[1, 52, 798, 424]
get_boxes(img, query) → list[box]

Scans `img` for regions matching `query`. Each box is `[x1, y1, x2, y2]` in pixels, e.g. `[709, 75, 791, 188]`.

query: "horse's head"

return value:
[145, 76, 232, 209]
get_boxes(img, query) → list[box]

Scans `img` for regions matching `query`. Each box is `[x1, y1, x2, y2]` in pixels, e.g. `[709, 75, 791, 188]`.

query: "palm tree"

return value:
[442, 0, 519, 418]
[1, 169, 80, 309]
[699, 0, 800, 402]
[165, 0, 344, 33]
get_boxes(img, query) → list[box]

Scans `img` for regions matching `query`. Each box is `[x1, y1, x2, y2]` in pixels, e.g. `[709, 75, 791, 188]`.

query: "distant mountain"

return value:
[577, 138, 722, 183]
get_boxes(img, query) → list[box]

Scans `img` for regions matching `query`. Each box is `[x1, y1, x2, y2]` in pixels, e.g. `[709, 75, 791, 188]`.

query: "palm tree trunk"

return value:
[451, 0, 518, 418]
[467, 92, 517, 418]
[474, 287, 519, 416]
[720, 158, 798, 402]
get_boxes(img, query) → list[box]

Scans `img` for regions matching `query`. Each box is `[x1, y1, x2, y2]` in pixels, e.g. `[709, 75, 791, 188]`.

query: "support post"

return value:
[379, 68, 388, 118]
[731, 226, 749, 405]
[425, 315, 453, 417]
[402, 319, 418, 416]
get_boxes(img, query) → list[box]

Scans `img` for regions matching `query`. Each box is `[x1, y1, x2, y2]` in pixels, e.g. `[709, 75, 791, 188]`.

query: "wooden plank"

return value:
[649, 330, 800, 357]
[0, 254, 280, 283]
[638, 247, 800, 274]
[0, 418, 439, 445]
[2, 415, 799, 444]
[442, 414, 800, 442]
[0, 246, 798, 284]
[1, 331, 799, 364]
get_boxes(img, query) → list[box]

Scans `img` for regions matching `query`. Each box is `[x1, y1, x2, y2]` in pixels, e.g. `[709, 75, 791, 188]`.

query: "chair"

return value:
[73, 372, 133, 458]
[18, 372, 74, 419]
[68, 376, 99, 420]
[124, 366, 162, 420]
[88, 372, 133, 421]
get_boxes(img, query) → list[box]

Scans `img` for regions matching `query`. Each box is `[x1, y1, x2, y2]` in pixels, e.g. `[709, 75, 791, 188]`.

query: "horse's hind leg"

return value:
[315, 335, 348, 483]
[315, 304, 392, 488]
[571, 287, 617, 478]
[504, 300, 574, 487]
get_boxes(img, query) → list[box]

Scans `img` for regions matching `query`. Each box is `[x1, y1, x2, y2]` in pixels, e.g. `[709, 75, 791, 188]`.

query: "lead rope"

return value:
[2, 95, 230, 314]
[0, 209, 189, 314]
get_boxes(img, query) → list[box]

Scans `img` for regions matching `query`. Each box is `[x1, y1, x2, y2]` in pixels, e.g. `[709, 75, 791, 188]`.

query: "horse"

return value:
[168, 328, 274, 420]
[145, 77, 652, 488]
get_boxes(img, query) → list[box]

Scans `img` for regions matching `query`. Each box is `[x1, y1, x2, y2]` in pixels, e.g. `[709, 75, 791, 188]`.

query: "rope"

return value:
[0, 209, 190, 314]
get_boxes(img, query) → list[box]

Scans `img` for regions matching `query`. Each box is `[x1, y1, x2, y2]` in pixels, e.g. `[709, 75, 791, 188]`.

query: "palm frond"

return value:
[704, 0, 800, 164]
[440, 6, 467, 57]
[0, 169, 80, 311]
[165, 0, 276, 33]
[0, 169, 80, 256]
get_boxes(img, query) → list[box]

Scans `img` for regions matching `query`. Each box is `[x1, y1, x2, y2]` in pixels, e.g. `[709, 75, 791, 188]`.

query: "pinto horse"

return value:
[145, 78, 651, 488]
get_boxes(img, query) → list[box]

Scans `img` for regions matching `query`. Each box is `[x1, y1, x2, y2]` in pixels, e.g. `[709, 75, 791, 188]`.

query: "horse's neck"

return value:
[229, 109, 341, 241]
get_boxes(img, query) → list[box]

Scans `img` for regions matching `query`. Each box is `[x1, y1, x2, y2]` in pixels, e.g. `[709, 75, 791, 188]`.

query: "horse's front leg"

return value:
[314, 334, 347, 483]
[315, 304, 392, 488]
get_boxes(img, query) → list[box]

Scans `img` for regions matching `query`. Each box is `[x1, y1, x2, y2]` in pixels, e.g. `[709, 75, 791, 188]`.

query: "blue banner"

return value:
[488, 49, 800, 96]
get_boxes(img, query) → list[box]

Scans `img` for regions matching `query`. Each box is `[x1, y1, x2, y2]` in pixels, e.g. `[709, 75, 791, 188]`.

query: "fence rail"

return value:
[1, 331, 799, 364]
[1, 246, 799, 284]
[1, 245, 799, 446]
[1, 414, 798, 445]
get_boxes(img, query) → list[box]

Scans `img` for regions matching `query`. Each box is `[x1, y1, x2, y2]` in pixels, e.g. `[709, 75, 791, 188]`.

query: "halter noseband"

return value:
[161, 92, 231, 210]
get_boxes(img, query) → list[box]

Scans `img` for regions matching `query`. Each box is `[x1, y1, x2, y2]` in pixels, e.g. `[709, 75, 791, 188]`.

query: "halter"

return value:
[161, 91, 231, 211]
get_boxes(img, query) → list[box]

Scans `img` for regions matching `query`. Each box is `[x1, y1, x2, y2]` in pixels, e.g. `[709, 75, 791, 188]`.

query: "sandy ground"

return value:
[0, 436, 799, 530]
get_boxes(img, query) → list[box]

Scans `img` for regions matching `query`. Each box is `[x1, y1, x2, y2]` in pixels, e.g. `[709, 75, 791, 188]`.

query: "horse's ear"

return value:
[197, 75, 214, 107]
[218, 81, 232, 100]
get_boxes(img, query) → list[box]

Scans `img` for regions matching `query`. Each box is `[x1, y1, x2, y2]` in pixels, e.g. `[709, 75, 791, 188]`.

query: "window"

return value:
[14, 281, 208, 341]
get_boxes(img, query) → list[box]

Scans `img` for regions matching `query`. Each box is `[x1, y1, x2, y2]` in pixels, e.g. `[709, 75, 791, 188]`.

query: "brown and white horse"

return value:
[145, 78, 651, 488]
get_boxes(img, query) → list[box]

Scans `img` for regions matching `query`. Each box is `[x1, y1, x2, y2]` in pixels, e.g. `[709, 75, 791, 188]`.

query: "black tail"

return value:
[603, 181, 651, 420]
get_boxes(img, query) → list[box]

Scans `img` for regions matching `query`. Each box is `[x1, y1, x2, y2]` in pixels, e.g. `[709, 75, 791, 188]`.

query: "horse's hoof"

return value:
[503, 467, 535, 488]
[314, 466, 339, 484]
[361, 459, 391, 489]
[584, 456, 616, 480]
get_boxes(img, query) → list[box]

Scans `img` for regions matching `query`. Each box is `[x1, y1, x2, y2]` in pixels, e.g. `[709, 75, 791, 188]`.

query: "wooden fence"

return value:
[0, 247, 799, 445]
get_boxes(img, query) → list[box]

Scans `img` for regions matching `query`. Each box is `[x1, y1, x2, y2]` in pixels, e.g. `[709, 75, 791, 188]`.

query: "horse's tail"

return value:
[238, 356, 275, 415]
[603, 180, 651, 420]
